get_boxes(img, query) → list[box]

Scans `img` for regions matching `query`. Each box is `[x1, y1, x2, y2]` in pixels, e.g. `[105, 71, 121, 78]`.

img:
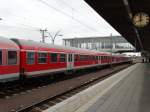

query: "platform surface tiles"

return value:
[84, 63, 150, 112]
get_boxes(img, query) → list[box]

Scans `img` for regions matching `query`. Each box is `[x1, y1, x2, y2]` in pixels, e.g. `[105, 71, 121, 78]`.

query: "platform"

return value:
[44, 63, 150, 112]
[78, 63, 150, 112]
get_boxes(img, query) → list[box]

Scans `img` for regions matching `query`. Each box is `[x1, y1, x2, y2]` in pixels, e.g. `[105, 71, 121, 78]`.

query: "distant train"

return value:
[0, 37, 132, 82]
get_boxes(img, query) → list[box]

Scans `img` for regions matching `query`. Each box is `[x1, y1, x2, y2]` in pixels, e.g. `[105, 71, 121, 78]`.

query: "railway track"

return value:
[0, 63, 132, 112]
[25, 74, 111, 112]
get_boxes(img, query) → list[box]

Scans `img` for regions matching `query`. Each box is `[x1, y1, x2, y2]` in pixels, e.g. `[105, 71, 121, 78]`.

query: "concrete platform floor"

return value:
[85, 63, 150, 112]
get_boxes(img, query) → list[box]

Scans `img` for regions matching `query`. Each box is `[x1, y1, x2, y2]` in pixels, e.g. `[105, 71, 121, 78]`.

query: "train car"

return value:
[12, 39, 68, 77]
[72, 51, 110, 70]
[12, 39, 112, 78]
[0, 37, 20, 82]
[112, 54, 132, 64]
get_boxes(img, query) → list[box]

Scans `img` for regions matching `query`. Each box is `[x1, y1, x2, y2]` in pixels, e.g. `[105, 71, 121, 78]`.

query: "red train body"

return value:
[0, 37, 131, 82]
[0, 37, 20, 82]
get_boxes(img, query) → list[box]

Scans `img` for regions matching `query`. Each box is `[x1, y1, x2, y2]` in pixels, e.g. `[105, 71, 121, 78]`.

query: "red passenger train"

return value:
[0, 37, 131, 82]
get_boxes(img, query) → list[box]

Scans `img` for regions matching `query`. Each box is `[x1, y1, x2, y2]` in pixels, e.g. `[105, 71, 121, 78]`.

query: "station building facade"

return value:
[63, 36, 134, 52]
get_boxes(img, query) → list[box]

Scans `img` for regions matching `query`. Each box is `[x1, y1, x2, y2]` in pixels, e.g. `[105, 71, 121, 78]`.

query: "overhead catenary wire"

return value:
[58, 0, 99, 23]
[54, 0, 99, 25]
[37, 0, 100, 33]
[55, 0, 77, 12]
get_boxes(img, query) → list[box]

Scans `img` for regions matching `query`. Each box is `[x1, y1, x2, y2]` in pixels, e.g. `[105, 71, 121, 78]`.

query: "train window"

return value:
[79, 55, 81, 61]
[87, 55, 89, 60]
[60, 54, 66, 62]
[92, 56, 94, 60]
[50, 53, 57, 63]
[112, 57, 114, 61]
[74, 54, 78, 61]
[80, 55, 83, 61]
[87, 55, 90, 60]
[38, 52, 47, 64]
[68, 54, 70, 62]
[84, 55, 87, 61]
[92, 56, 95, 60]
[27, 52, 35, 64]
[0, 51, 2, 65]
[8, 51, 17, 65]
[99, 56, 101, 60]
[80, 55, 85, 61]
[68, 54, 72, 62]
[102, 56, 104, 60]
[85, 55, 88, 61]
[96, 56, 98, 60]
[71, 54, 72, 62]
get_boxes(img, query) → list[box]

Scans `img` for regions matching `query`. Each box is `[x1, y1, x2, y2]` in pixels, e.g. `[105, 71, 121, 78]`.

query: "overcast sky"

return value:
[0, 0, 120, 45]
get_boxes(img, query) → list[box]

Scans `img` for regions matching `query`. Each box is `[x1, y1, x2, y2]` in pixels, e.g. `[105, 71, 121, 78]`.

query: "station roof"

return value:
[85, 0, 150, 52]
[63, 36, 129, 43]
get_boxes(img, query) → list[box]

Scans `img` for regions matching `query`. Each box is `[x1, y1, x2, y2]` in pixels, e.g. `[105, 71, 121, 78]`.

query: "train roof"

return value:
[0, 37, 19, 50]
[12, 38, 110, 55]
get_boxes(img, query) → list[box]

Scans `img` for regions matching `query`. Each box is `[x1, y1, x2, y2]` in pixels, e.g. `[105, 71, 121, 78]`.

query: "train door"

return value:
[67, 54, 74, 70]
[99, 56, 101, 64]
[96, 56, 98, 64]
